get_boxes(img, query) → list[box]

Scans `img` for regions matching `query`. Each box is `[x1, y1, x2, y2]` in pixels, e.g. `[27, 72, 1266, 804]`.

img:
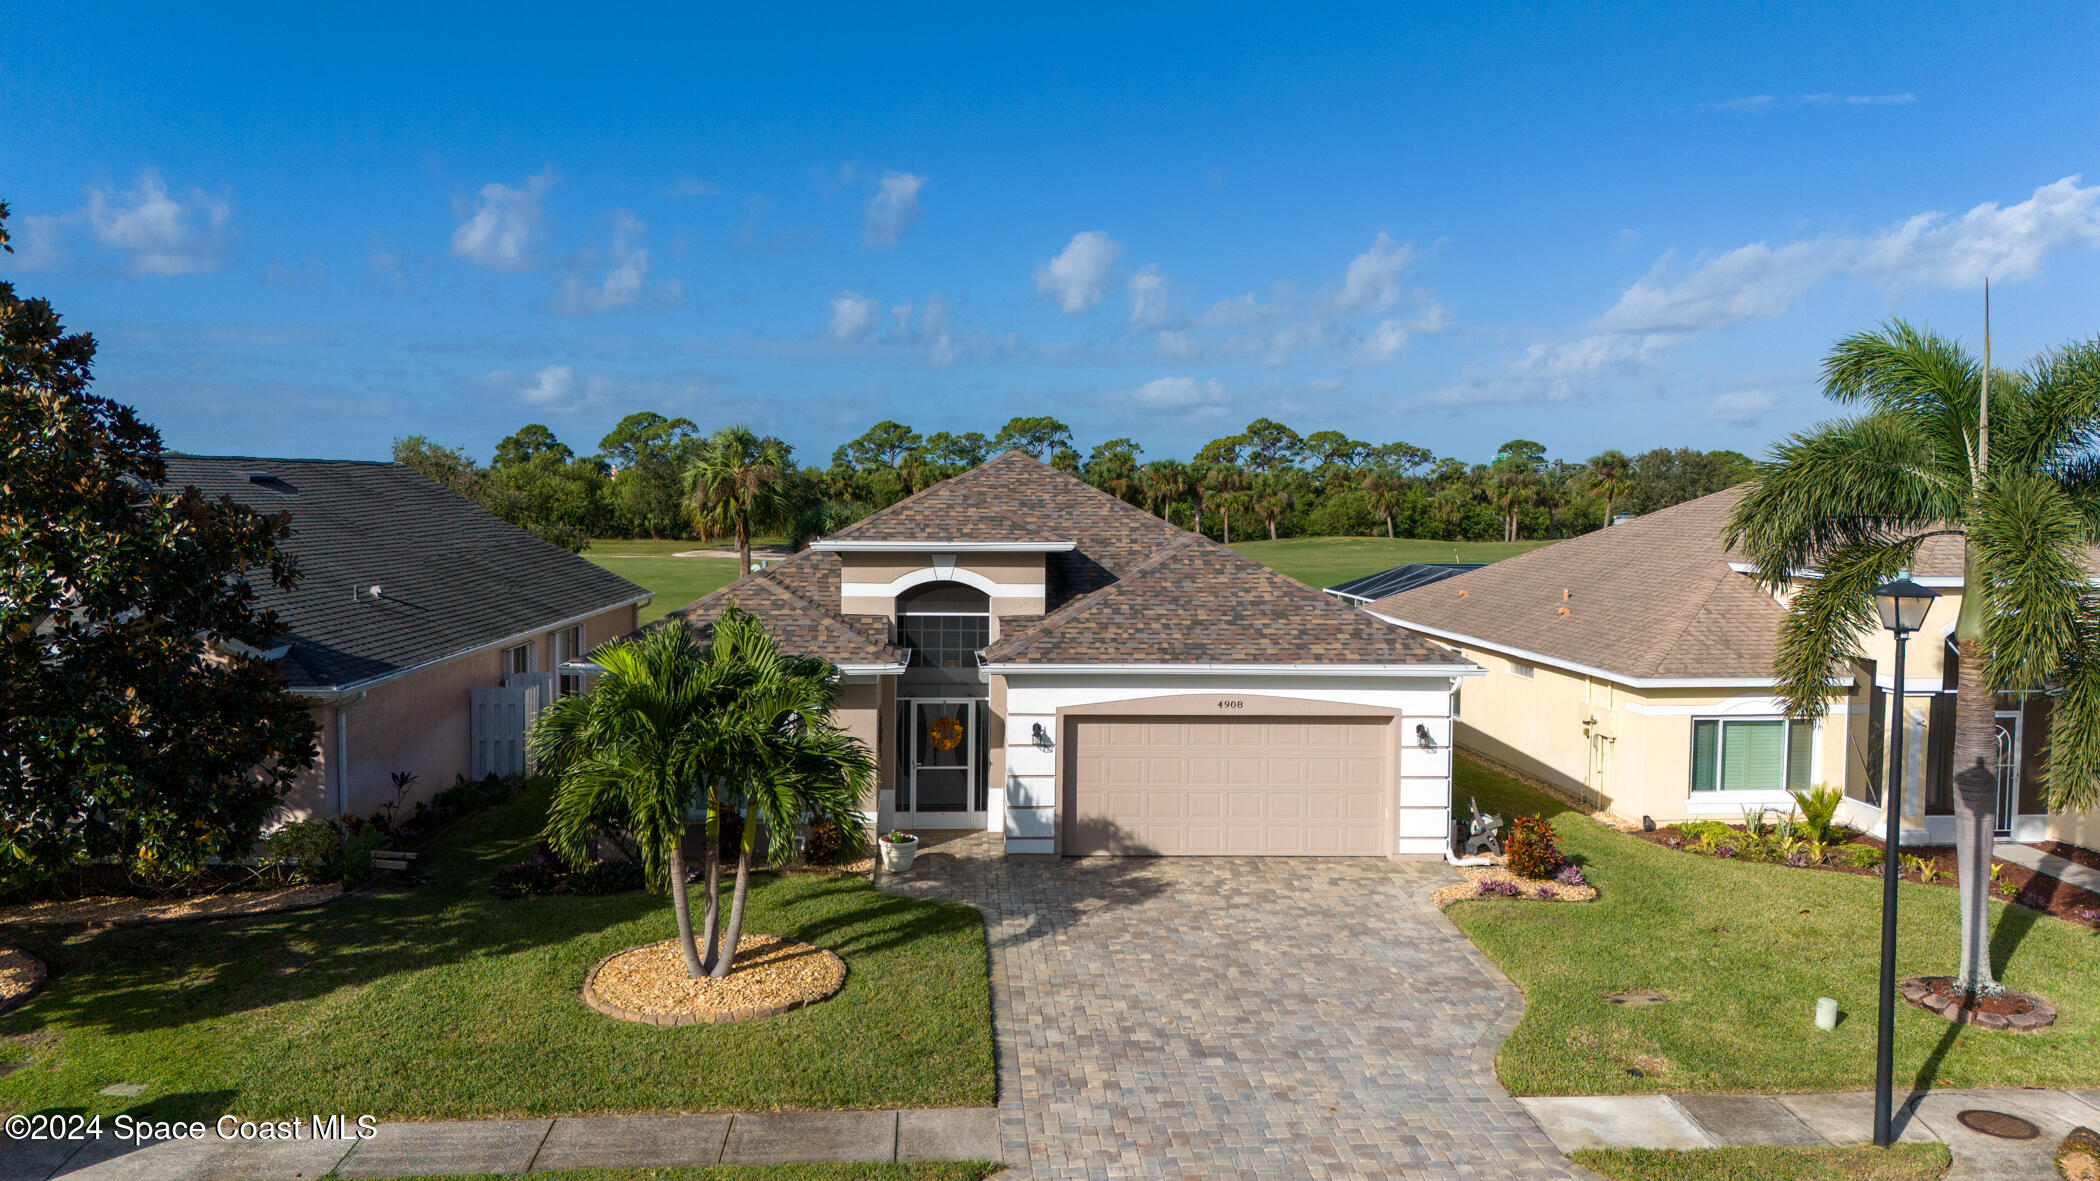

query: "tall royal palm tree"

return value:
[704, 618, 874, 977]
[687, 425, 791, 573]
[1489, 461, 1538, 543]
[1204, 464, 1248, 543]
[1729, 320, 2100, 997]
[1251, 474, 1298, 541]
[534, 624, 742, 978]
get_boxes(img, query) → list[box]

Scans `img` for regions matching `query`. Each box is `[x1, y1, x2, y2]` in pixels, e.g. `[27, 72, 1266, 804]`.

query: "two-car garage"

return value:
[1064, 716, 1392, 856]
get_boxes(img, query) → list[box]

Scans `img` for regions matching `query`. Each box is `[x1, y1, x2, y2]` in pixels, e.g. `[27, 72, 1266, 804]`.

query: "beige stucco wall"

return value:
[280, 601, 640, 822]
[837, 551, 1048, 617]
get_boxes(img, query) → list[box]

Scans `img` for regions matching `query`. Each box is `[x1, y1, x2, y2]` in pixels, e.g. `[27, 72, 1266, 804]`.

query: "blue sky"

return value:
[5, 3, 2098, 467]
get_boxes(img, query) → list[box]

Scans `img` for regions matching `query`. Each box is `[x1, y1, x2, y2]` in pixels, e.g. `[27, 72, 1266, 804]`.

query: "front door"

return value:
[897, 699, 986, 829]
[1993, 710, 2048, 841]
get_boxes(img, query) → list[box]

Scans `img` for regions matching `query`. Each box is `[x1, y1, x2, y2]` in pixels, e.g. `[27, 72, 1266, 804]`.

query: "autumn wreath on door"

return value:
[927, 714, 966, 753]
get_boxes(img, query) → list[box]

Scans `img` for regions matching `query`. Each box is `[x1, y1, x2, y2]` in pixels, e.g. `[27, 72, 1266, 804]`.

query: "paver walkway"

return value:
[0, 1107, 997, 1180]
[1997, 842, 2100, 895]
[1522, 1087, 2100, 1180]
[881, 831, 1583, 1180]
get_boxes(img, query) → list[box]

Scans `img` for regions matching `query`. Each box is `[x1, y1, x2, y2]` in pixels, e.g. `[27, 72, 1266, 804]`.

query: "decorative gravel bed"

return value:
[584, 933, 846, 1026]
[0, 947, 48, 1014]
[1431, 859, 1599, 909]
[0, 882, 343, 927]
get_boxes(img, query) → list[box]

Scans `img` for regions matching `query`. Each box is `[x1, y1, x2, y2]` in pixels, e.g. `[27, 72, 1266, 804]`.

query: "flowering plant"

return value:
[883, 829, 917, 844]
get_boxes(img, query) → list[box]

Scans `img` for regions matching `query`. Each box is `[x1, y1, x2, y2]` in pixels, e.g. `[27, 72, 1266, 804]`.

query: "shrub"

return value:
[1475, 878, 1524, 898]
[805, 821, 842, 864]
[1505, 815, 1564, 879]
[1677, 820, 1737, 845]
[570, 857, 644, 896]
[1900, 852, 1940, 884]
[258, 820, 342, 883]
[1554, 863, 1587, 887]
[490, 852, 560, 899]
[1788, 785, 1844, 845]
[1846, 844, 1885, 869]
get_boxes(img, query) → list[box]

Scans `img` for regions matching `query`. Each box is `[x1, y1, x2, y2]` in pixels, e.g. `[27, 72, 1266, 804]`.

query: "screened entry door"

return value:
[897, 699, 987, 829]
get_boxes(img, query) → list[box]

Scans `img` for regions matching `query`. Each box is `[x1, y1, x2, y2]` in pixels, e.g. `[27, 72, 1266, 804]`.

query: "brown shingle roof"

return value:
[1370, 487, 1791, 681]
[985, 533, 1464, 666]
[668, 451, 1462, 671]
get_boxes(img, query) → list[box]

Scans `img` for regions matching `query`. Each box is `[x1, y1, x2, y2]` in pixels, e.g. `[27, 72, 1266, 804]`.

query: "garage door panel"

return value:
[1068, 715, 1390, 857]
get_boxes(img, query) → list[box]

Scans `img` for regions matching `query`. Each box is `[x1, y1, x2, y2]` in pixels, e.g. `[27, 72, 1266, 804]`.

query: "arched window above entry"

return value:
[897, 581, 990, 670]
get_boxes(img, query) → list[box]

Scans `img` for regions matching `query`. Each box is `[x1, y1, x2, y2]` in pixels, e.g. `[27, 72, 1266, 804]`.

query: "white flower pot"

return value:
[880, 837, 918, 873]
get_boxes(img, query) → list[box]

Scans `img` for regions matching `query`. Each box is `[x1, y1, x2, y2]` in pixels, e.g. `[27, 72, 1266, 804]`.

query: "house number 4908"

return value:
[1217, 699, 1245, 709]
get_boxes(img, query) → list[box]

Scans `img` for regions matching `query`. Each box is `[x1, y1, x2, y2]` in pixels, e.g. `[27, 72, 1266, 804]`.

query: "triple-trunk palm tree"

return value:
[1729, 320, 2100, 997]
[533, 609, 873, 979]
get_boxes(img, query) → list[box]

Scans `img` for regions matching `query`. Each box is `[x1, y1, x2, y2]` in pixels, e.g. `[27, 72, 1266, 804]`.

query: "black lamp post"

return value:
[1870, 574, 1938, 1147]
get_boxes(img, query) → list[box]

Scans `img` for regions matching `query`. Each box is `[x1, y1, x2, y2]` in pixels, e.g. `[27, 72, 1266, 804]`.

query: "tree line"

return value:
[395, 412, 1756, 555]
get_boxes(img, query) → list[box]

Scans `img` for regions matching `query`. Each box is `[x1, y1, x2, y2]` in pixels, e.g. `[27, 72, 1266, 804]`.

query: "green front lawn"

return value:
[360, 1166, 998, 1181]
[1446, 758, 2100, 1095]
[584, 551, 742, 623]
[1570, 1144, 1950, 1181]
[1229, 536, 1550, 589]
[0, 786, 993, 1120]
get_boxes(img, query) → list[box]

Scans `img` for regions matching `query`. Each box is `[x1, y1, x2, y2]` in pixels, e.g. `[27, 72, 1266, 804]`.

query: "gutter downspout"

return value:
[335, 691, 367, 817]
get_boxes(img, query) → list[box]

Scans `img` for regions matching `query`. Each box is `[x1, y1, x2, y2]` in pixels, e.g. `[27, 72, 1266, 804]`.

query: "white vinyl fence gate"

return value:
[470, 673, 554, 779]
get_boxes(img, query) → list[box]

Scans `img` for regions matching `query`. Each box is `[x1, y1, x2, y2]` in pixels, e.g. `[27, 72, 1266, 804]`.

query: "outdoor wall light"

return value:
[1031, 723, 1053, 750]
[1415, 723, 1439, 751]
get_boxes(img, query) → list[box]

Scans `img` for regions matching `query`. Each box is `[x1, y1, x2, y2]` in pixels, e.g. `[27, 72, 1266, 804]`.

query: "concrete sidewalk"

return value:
[1994, 842, 2100, 895]
[2, 1107, 999, 1180]
[1521, 1087, 2100, 1181]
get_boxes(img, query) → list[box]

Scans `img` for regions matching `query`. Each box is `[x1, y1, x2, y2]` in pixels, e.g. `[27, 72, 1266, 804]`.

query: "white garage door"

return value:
[1066, 716, 1390, 856]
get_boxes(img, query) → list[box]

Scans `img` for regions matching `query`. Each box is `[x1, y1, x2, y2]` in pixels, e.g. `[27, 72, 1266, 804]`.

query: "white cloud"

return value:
[521, 365, 577, 406]
[864, 171, 926, 249]
[1335, 232, 1413, 313]
[1801, 92, 1916, 106]
[9, 213, 69, 270]
[666, 177, 720, 197]
[828, 291, 883, 341]
[1130, 376, 1228, 411]
[1697, 94, 1777, 113]
[451, 168, 555, 272]
[78, 168, 231, 275]
[1156, 329, 1199, 358]
[922, 294, 958, 368]
[1034, 231, 1121, 313]
[1128, 264, 1168, 328]
[1360, 318, 1412, 363]
[1709, 389, 1778, 425]
[553, 211, 677, 314]
[1696, 93, 1913, 114]
[1200, 292, 1271, 327]
[1596, 176, 2100, 336]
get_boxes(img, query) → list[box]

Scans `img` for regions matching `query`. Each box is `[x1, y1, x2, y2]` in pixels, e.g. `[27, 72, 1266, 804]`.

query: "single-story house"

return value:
[162, 455, 652, 820]
[1365, 487, 2097, 850]
[671, 450, 1478, 858]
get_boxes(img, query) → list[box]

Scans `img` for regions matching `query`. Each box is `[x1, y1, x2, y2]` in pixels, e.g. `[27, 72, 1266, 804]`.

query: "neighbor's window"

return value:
[503, 642, 535, 676]
[554, 625, 586, 696]
[1508, 659, 1534, 679]
[1690, 717, 1815, 792]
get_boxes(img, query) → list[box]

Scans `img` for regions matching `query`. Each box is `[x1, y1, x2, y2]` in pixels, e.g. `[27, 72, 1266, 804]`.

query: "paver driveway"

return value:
[883, 833, 1581, 1179]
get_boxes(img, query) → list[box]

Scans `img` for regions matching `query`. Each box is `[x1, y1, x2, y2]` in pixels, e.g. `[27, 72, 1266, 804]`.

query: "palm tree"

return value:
[1728, 320, 2100, 998]
[1489, 461, 1538, 542]
[1204, 464, 1247, 543]
[703, 619, 875, 977]
[533, 624, 736, 977]
[1586, 449, 1634, 524]
[687, 425, 791, 573]
[1363, 468, 1408, 539]
[1251, 474, 1297, 541]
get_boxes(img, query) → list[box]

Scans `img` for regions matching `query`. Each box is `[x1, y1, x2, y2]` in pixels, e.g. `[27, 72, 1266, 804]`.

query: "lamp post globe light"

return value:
[1870, 574, 1938, 1148]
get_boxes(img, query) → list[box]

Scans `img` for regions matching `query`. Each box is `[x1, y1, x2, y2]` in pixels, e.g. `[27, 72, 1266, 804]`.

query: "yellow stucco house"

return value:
[1365, 488, 2096, 851]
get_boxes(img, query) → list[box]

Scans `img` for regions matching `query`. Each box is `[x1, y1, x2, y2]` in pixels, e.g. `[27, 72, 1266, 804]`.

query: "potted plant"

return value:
[879, 829, 919, 873]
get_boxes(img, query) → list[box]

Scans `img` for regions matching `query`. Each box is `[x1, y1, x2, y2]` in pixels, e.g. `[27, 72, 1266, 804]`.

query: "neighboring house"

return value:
[671, 451, 1478, 858]
[162, 456, 652, 820]
[1366, 487, 2097, 850]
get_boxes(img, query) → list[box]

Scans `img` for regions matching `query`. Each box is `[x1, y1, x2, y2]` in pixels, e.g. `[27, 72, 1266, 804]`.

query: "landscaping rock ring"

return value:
[0, 947, 48, 1017]
[1899, 976, 2058, 1032]
[582, 934, 845, 1027]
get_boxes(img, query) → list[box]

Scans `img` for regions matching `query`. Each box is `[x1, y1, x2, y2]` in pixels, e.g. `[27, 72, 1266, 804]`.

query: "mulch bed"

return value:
[1635, 825, 2100, 930]
[1900, 975, 2058, 1031]
[583, 934, 846, 1027]
[0, 948, 48, 1016]
[2037, 840, 2100, 875]
[0, 882, 345, 928]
